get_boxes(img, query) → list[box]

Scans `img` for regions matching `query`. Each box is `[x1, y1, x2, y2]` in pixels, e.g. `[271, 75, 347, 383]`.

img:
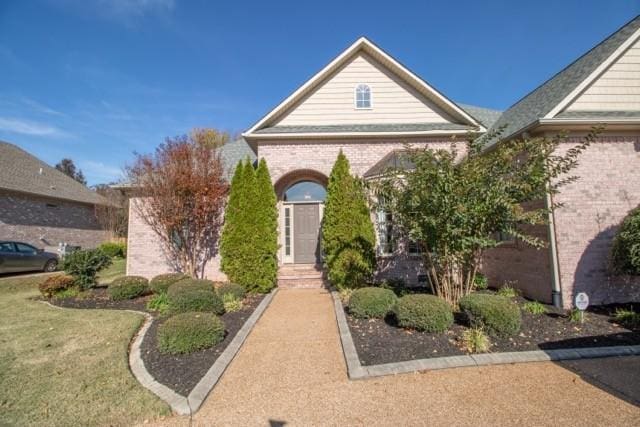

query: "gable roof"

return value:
[488, 15, 640, 145]
[244, 37, 484, 137]
[0, 141, 108, 205]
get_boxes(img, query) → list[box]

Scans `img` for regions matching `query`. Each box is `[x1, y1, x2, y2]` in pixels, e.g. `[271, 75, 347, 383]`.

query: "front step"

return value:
[277, 264, 326, 289]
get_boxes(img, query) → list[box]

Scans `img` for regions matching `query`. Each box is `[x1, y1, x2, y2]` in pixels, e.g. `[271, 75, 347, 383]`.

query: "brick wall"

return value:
[126, 198, 227, 281]
[0, 189, 105, 250]
[552, 135, 640, 307]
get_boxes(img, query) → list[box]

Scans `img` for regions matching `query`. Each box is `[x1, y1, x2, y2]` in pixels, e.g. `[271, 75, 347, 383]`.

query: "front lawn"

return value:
[0, 274, 170, 426]
[97, 256, 126, 284]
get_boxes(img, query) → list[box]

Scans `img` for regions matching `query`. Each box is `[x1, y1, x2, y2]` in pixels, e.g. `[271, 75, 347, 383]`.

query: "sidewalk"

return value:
[164, 289, 639, 426]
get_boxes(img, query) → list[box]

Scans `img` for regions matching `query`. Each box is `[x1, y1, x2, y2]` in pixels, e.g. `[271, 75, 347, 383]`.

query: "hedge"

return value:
[109, 276, 149, 300]
[149, 273, 189, 294]
[157, 312, 225, 354]
[394, 294, 453, 332]
[348, 287, 397, 319]
[459, 293, 522, 337]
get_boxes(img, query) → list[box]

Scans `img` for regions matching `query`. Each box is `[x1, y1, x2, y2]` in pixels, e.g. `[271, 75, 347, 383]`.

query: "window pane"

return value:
[0, 242, 14, 252]
[16, 243, 36, 253]
[284, 181, 326, 202]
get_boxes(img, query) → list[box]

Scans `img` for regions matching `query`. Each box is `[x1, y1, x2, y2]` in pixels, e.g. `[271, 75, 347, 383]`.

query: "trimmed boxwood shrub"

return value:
[348, 287, 397, 319]
[149, 273, 189, 294]
[98, 241, 127, 258]
[167, 279, 224, 314]
[109, 276, 149, 301]
[459, 293, 522, 337]
[611, 205, 640, 275]
[394, 294, 453, 332]
[157, 312, 225, 354]
[39, 274, 76, 298]
[216, 282, 246, 300]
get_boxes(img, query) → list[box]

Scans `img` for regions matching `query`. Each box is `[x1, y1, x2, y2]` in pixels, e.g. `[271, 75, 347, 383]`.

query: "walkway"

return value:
[162, 289, 639, 426]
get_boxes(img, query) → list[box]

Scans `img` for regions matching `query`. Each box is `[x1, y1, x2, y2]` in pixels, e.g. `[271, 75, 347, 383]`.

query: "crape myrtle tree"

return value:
[220, 157, 278, 292]
[127, 128, 230, 278]
[375, 127, 600, 306]
[322, 151, 377, 289]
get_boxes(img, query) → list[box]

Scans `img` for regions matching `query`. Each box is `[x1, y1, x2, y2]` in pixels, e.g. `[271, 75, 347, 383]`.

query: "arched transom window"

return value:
[284, 181, 327, 202]
[355, 84, 371, 109]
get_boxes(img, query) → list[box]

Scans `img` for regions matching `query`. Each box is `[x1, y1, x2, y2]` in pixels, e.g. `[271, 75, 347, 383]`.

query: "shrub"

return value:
[496, 283, 519, 298]
[222, 293, 243, 312]
[461, 328, 491, 353]
[611, 205, 640, 275]
[613, 308, 640, 330]
[379, 278, 409, 296]
[523, 300, 547, 315]
[109, 276, 149, 301]
[167, 280, 224, 314]
[474, 273, 488, 290]
[62, 248, 112, 289]
[394, 294, 453, 332]
[39, 275, 76, 298]
[157, 312, 225, 354]
[459, 293, 522, 337]
[348, 287, 397, 319]
[569, 308, 586, 323]
[149, 273, 189, 294]
[147, 293, 170, 315]
[216, 282, 246, 300]
[339, 288, 354, 304]
[98, 241, 127, 258]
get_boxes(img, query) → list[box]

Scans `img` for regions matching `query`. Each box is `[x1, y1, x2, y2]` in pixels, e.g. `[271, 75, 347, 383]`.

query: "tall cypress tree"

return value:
[251, 158, 278, 292]
[321, 150, 376, 289]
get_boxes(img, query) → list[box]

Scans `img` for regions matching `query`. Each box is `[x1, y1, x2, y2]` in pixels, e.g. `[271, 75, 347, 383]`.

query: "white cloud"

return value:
[0, 117, 71, 137]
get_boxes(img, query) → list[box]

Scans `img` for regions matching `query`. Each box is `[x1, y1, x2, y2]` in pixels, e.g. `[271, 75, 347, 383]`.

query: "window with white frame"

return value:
[355, 84, 371, 109]
[376, 205, 393, 255]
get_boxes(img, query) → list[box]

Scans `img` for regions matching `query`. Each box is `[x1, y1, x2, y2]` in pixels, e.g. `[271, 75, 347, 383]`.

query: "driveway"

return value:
[158, 289, 640, 426]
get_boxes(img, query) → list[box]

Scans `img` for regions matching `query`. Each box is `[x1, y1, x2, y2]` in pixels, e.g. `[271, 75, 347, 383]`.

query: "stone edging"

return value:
[40, 290, 277, 416]
[331, 291, 640, 380]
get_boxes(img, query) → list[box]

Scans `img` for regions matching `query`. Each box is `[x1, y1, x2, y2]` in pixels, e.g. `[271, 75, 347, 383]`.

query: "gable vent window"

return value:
[355, 84, 371, 109]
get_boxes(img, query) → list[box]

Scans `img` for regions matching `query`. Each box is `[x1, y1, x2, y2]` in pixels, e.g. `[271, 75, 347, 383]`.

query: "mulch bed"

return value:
[140, 294, 264, 396]
[44, 288, 265, 397]
[345, 294, 640, 366]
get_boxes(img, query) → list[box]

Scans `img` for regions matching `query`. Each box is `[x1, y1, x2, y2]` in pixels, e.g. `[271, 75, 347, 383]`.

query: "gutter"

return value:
[545, 191, 563, 308]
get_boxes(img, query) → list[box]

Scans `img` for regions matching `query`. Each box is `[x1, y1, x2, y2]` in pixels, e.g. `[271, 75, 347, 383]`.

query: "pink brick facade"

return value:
[551, 135, 640, 307]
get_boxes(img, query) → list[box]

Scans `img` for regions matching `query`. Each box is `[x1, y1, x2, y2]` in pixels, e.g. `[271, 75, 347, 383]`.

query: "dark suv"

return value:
[0, 241, 59, 274]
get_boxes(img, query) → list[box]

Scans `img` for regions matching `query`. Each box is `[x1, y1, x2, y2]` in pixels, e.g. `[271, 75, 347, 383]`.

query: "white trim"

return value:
[244, 37, 483, 136]
[246, 129, 473, 140]
[545, 26, 640, 118]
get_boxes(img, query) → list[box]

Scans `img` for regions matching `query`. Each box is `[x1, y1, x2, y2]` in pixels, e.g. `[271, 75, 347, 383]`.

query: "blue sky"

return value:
[0, 1, 638, 185]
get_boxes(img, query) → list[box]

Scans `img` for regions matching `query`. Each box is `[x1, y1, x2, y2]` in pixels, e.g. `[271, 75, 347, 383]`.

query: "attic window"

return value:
[355, 84, 371, 109]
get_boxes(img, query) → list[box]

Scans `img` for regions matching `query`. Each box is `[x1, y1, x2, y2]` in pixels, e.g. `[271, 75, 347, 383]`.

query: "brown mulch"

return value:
[45, 286, 151, 311]
[345, 295, 640, 366]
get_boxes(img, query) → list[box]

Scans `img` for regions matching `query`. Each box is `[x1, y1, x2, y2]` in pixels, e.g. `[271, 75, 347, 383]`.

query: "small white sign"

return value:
[575, 292, 589, 311]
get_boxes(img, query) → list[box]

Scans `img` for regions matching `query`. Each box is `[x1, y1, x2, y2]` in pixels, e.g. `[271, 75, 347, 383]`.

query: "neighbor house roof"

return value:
[363, 150, 415, 178]
[487, 15, 640, 147]
[0, 141, 108, 205]
[219, 137, 256, 178]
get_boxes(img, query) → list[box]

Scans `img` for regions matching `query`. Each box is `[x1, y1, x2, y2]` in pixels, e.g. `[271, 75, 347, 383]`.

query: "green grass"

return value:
[97, 257, 126, 285]
[0, 274, 170, 426]
[522, 301, 548, 315]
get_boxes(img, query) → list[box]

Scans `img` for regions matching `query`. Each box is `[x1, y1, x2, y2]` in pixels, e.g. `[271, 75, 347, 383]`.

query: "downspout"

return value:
[545, 192, 563, 308]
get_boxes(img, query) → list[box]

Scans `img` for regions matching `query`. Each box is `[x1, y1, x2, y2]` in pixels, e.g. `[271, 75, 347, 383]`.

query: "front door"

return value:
[293, 204, 320, 263]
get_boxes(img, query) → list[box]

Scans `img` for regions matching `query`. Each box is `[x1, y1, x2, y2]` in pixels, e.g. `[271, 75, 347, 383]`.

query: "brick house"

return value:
[0, 141, 108, 251]
[128, 16, 640, 308]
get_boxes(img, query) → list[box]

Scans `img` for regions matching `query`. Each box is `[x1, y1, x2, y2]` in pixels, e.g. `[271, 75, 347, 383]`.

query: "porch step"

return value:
[277, 264, 326, 289]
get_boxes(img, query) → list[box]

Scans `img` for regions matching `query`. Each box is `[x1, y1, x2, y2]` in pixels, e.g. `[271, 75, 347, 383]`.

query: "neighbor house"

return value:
[128, 15, 640, 308]
[0, 141, 108, 251]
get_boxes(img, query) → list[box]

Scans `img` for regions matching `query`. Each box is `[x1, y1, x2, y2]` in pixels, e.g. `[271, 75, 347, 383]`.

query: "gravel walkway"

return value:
[150, 289, 640, 426]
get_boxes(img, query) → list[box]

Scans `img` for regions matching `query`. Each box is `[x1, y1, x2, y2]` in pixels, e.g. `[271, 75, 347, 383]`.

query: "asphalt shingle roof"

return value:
[253, 123, 475, 134]
[0, 141, 108, 205]
[219, 137, 256, 178]
[487, 15, 640, 147]
[457, 103, 503, 128]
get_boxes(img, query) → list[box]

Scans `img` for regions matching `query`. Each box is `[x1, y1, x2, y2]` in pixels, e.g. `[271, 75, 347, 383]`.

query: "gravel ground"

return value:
[144, 289, 640, 427]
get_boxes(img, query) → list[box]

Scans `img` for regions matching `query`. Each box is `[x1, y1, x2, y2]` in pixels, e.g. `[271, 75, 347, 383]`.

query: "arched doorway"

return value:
[275, 170, 328, 265]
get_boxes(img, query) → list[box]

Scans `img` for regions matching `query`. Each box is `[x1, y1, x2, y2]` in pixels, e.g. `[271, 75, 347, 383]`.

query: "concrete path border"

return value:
[331, 291, 640, 380]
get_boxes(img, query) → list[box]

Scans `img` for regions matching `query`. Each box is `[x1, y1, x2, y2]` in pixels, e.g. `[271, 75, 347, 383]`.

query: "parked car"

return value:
[0, 241, 59, 274]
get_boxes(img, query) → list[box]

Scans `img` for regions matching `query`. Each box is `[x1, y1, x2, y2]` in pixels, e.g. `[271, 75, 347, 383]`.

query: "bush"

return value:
[613, 308, 640, 330]
[109, 276, 148, 301]
[379, 278, 409, 296]
[147, 293, 170, 315]
[611, 205, 640, 275]
[459, 293, 522, 337]
[394, 294, 453, 332]
[474, 273, 488, 290]
[222, 293, 243, 312]
[461, 328, 491, 353]
[62, 248, 112, 289]
[496, 283, 519, 298]
[149, 273, 189, 294]
[39, 275, 76, 298]
[157, 312, 225, 354]
[98, 241, 127, 258]
[523, 300, 547, 315]
[167, 280, 224, 314]
[569, 308, 586, 323]
[348, 287, 397, 319]
[216, 282, 246, 300]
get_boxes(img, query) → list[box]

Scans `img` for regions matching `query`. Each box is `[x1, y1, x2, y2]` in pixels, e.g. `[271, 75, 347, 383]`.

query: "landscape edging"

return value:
[330, 291, 640, 380]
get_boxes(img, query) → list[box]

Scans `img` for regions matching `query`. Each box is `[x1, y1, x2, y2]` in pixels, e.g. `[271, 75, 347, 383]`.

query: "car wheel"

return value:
[44, 259, 58, 272]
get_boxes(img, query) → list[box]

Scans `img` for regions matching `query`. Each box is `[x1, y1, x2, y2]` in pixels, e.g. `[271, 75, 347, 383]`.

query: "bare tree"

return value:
[93, 183, 129, 240]
[127, 129, 229, 277]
